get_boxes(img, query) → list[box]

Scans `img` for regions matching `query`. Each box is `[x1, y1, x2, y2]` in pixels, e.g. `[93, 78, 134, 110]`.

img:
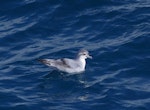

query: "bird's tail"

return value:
[38, 59, 54, 67]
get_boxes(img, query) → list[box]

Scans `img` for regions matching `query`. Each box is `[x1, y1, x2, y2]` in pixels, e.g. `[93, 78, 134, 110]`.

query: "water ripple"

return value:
[0, 16, 36, 38]
[0, 0, 150, 110]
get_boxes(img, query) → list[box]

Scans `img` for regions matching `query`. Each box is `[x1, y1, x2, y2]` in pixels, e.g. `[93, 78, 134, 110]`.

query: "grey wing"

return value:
[60, 58, 79, 68]
[56, 58, 72, 68]
[38, 58, 72, 68]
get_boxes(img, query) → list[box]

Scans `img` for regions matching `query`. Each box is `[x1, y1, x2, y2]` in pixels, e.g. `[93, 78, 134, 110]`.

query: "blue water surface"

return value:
[0, 0, 150, 110]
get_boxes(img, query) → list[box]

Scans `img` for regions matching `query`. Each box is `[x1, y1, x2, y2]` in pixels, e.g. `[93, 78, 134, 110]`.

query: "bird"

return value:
[38, 49, 92, 74]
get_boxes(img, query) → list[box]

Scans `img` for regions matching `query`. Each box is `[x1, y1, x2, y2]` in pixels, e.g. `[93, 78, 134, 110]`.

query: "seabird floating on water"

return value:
[38, 49, 92, 73]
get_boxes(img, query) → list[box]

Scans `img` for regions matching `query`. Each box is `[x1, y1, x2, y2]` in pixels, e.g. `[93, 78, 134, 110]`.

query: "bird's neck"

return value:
[76, 57, 86, 69]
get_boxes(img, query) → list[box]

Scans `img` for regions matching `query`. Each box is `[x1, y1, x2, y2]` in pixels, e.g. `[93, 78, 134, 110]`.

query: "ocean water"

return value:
[0, 0, 150, 110]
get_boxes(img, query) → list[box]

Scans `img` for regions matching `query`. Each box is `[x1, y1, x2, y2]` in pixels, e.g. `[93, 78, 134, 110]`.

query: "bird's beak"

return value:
[87, 55, 92, 59]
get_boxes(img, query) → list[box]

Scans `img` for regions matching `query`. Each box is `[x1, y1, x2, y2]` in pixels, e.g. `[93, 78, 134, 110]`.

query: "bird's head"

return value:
[77, 49, 92, 59]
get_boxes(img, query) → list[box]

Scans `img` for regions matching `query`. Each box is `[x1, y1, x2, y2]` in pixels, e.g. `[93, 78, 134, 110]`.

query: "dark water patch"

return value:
[0, 0, 150, 110]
